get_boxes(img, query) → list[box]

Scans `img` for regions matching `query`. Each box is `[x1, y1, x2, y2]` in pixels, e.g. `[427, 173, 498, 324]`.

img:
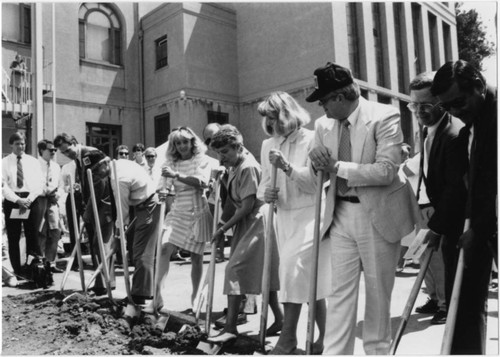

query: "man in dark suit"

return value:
[54, 133, 115, 295]
[404, 72, 467, 325]
[431, 60, 497, 354]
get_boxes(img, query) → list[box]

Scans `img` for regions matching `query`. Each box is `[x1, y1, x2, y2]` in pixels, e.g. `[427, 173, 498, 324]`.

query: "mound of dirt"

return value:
[2, 291, 205, 355]
[2, 291, 263, 355]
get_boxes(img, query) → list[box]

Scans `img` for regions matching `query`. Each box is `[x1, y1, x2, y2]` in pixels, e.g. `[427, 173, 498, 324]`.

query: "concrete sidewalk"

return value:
[3, 249, 498, 355]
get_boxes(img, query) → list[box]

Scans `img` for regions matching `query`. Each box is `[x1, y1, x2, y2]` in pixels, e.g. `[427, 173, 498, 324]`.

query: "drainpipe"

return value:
[52, 3, 56, 137]
[32, 3, 43, 151]
[135, 3, 145, 144]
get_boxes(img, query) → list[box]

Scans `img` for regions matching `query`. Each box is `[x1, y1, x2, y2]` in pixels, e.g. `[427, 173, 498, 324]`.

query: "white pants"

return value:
[324, 201, 400, 355]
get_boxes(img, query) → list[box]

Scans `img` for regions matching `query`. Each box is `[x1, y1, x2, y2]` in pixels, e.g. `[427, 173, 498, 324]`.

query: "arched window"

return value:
[79, 3, 122, 65]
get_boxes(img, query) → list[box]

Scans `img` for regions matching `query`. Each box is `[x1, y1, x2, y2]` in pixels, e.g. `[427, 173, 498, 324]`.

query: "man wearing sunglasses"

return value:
[431, 60, 497, 354]
[403, 72, 467, 326]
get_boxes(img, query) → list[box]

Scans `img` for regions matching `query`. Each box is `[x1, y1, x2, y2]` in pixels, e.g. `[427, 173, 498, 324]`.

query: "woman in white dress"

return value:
[154, 127, 213, 309]
[257, 92, 331, 354]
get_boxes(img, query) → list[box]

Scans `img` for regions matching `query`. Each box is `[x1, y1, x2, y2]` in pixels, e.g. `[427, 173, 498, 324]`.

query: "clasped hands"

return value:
[16, 197, 31, 213]
[309, 146, 338, 173]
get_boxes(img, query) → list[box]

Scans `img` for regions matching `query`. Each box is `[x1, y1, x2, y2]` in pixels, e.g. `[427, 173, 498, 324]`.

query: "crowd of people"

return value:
[2, 59, 496, 355]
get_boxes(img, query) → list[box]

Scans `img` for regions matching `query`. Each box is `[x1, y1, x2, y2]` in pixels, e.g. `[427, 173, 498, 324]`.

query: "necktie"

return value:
[46, 161, 51, 187]
[16, 155, 23, 188]
[337, 120, 351, 195]
[416, 127, 428, 202]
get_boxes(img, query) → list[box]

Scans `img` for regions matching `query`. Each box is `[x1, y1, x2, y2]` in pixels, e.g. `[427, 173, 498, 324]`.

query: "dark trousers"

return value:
[450, 237, 493, 354]
[131, 199, 161, 299]
[37, 197, 61, 262]
[3, 196, 43, 275]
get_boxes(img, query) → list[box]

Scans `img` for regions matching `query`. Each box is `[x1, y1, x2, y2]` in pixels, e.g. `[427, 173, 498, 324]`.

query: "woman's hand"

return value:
[264, 187, 279, 203]
[211, 226, 225, 244]
[162, 166, 178, 178]
[269, 149, 289, 171]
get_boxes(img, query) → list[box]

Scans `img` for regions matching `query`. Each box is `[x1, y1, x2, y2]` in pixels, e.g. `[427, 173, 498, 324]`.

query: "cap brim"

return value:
[306, 89, 328, 103]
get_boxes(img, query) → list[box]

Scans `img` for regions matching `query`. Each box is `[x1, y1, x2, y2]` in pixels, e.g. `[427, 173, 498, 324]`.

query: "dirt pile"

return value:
[2, 291, 205, 355]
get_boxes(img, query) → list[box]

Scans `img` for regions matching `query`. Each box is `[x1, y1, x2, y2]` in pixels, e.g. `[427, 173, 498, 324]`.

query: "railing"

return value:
[3, 67, 32, 105]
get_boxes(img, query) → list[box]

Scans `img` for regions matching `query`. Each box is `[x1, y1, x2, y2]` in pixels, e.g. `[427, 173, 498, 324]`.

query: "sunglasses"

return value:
[407, 102, 441, 113]
[47, 148, 57, 153]
[440, 96, 467, 111]
[146, 155, 156, 159]
[118, 152, 129, 156]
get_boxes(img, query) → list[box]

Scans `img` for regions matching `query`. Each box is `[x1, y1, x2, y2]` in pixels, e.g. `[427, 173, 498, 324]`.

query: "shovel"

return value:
[440, 219, 470, 354]
[306, 170, 324, 355]
[87, 168, 115, 302]
[258, 166, 278, 353]
[196, 173, 224, 354]
[60, 178, 87, 296]
[110, 160, 134, 305]
[150, 198, 170, 332]
[389, 246, 434, 354]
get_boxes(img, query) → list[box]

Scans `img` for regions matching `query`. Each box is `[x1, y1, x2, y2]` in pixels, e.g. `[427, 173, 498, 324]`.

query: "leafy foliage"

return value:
[455, 2, 496, 71]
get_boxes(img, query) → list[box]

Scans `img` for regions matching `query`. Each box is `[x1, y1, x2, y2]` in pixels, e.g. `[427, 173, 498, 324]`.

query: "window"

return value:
[377, 94, 392, 105]
[411, 3, 425, 74]
[208, 111, 229, 125]
[155, 35, 168, 70]
[86, 123, 121, 157]
[428, 13, 440, 70]
[346, 3, 366, 81]
[443, 22, 453, 62]
[372, 3, 389, 88]
[21, 4, 31, 44]
[79, 3, 122, 65]
[393, 3, 409, 94]
[154, 113, 170, 147]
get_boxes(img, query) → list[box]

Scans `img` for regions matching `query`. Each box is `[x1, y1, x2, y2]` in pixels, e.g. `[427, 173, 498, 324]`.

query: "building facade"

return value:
[2, 2, 458, 162]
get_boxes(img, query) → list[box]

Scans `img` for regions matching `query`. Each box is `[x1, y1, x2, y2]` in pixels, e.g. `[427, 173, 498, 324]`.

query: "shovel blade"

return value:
[154, 314, 170, 332]
[196, 341, 222, 355]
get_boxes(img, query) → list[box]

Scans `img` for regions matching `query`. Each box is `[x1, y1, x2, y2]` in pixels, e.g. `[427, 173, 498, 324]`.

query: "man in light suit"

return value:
[307, 62, 421, 354]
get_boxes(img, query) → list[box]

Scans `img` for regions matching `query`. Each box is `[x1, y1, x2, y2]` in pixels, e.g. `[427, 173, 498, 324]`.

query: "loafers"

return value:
[415, 298, 439, 314]
[51, 266, 64, 273]
[207, 331, 238, 344]
[430, 310, 447, 325]
[214, 312, 247, 329]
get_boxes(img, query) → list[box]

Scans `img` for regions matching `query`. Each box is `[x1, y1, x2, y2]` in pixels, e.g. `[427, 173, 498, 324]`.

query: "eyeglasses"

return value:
[118, 152, 129, 156]
[146, 155, 156, 159]
[407, 102, 442, 113]
[318, 94, 338, 106]
[439, 96, 467, 111]
[47, 148, 57, 153]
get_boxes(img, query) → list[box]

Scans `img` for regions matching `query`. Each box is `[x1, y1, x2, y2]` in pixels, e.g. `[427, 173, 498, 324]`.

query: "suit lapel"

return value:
[428, 114, 450, 174]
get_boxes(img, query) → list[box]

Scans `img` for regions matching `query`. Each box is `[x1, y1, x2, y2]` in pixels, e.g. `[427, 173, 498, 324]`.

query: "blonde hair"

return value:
[257, 91, 310, 137]
[166, 126, 206, 162]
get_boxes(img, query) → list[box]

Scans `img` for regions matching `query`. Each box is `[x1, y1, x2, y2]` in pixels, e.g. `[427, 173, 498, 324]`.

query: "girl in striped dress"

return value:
[154, 127, 213, 309]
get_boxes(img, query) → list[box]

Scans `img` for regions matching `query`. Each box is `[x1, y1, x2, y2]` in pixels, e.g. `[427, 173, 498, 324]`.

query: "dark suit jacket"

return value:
[462, 86, 498, 243]
[425, 114, 468, 238]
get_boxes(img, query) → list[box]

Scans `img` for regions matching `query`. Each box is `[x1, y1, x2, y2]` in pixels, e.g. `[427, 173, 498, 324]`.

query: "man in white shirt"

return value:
[2, 132, 43, 277]
[84, 150, 162, 324]
[37, 139, 63, 273]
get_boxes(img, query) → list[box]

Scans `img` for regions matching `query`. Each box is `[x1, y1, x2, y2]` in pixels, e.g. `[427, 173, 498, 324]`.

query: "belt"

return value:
[15, 192, 30, 198]
[419, 203, 433, 209]
[336, 196, 360, 203]
[136, 194, 156, 210]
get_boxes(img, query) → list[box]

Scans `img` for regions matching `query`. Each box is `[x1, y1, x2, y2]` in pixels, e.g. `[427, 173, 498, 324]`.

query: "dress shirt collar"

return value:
[344, 102, 361, 128]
